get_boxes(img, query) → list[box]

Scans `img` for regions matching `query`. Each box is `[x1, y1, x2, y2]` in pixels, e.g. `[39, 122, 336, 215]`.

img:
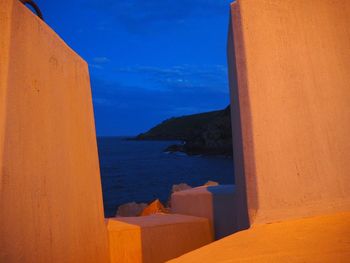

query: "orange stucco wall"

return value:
[228, 0, 350, 226]
[0, 1, 110, 262]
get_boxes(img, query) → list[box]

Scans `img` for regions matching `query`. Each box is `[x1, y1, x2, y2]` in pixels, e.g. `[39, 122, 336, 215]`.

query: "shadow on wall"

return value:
[171, 185, 238, 240]
[207, 185, 237, 239]
[227, 8, 255, 231]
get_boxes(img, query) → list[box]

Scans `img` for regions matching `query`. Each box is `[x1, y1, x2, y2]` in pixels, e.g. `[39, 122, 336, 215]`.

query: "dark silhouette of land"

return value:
[135, 106, 232, 156]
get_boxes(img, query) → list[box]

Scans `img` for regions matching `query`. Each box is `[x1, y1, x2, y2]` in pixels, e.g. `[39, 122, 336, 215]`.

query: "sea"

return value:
[97, 137, 235, 217]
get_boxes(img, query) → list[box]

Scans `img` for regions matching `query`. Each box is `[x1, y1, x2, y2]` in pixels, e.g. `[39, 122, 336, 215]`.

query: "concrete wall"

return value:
[107, 214, 212, 263]
[0, 1, 110, 262]
[167, 212, 350, 263]
[171, 185, 237, 239]
[228, 0, 350, 226]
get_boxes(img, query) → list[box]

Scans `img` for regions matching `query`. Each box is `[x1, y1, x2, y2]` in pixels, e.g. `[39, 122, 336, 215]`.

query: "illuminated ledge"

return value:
[167, 212, 350, 262]
[106, 214, 213, 263]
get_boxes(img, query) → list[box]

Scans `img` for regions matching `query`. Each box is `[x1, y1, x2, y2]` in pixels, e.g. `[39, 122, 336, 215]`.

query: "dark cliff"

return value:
[136, 106, 232, 156]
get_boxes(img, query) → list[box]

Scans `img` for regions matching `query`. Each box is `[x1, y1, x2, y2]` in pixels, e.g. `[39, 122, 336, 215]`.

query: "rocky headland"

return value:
[134, 106, 233, 156]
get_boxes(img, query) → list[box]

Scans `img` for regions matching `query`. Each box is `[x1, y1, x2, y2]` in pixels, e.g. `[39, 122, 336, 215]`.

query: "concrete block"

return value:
[228, 0, 350, 227]
[0, 0, 109, 262]
[171, 185, 236, 239]
[167, 212, 350, 263]
[107, 214, 213, 263]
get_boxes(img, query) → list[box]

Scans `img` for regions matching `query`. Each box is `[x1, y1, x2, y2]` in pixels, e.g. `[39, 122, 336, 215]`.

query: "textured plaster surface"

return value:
[171, 185, 237, 239]
[168, 212, 350, 263]
[228, 0, 350, 226]
[107, 214, 213, 263]
[0, 1, 110, 262]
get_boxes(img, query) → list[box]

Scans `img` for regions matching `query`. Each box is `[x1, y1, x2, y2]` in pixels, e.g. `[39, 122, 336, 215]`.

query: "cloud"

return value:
[89, 57, 111, 71]
[92, 57, 110, 64]
[90, 71, 230, 135]
[89, 64, 104, 70]
[114, 64, 229, 94]
[84, 0, 232, 33]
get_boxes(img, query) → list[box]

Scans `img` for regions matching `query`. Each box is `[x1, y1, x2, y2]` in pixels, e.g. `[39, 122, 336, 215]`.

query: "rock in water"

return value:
[172, 183, 192, 193]
[204, 181, 219, 186]
[167, 183, 193, 208]
[116, 202, 147, 217]
[164, 144, 185, 153]
[141, 199, 168, 216]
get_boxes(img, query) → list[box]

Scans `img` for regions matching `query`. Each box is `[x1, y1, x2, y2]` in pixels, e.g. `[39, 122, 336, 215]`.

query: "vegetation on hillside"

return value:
[136, 106, 232, 156]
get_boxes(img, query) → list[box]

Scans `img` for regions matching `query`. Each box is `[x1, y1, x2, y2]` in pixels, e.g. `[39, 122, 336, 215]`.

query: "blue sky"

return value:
[34, 0, 232, 136]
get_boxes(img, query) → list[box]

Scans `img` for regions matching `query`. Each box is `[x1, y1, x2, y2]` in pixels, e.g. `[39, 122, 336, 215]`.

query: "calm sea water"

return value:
[97, 137, 234, 217]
